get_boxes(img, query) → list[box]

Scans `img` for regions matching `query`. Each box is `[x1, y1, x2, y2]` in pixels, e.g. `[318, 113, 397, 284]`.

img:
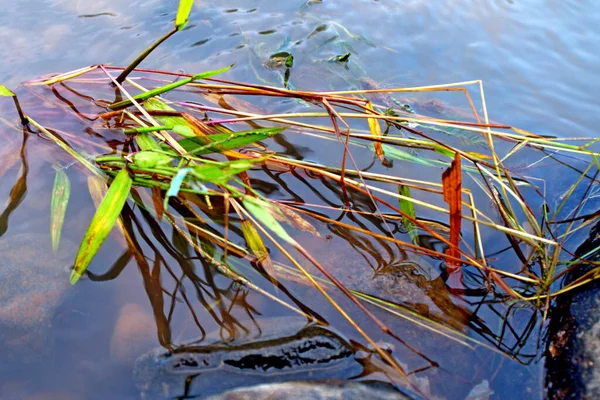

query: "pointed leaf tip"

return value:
[69, 270, 81, 285]
[0, 85, 15, 97]
[192, 63, 234, 80]
[72, 168, 132, 284]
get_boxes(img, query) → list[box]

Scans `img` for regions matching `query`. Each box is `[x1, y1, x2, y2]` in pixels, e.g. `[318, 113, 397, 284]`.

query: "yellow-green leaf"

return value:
[144, 98, 195, 137]
[71, 168, 132, 284]
[177, 127, 284, 155]
[398, 185, 418, 244]
[176, 0, 194, 30]
[366, 101, 385, 163]
[135, 132, 161, 151]
[50, 167, 70, 253]
[0, 85, 15, 97]
[191, 64, 233, 80]
[241, 220, 276, 279]
[243, 196, 296, 245]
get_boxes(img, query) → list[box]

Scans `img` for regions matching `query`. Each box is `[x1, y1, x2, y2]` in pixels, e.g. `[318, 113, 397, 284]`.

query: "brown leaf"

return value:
[151, 186, 164, 221]
[442, 153, 462, 272]
[278, 204, 322, 238]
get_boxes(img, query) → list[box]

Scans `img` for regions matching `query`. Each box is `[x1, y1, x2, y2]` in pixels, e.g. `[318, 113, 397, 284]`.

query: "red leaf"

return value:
[442, 153, 462, 273]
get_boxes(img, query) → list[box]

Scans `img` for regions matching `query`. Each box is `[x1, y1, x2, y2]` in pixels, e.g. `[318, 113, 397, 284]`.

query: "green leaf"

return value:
[70, 168, 132, 284]
[375, 144, 436, 167]
[243, 196, 296, 245]
[191, 63, 234, 80]
[398, 185, 418, 244]
[135, 132, 162, 151]
[50, 167, 71, 253]
[0, 85, 15, 97]
[241, 220, 276, 278]
[109, 77, 193, 110]
[144, 98, 195, 138]
[129, 151, 174, 169]
[193, 159, 259, 183]
[110, 65, 233, 110]
[177, 127, 284, 154]
[172, 125, 194, 137]
[176, 0, 194, 30]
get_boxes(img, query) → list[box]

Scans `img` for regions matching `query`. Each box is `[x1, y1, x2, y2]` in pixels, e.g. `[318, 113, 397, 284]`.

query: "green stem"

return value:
[123, 125, 173, 135]
[116, 27, 178, 84]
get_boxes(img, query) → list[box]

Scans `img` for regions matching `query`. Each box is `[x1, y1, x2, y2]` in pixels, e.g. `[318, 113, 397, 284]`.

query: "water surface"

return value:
[0, 1, 598, 399]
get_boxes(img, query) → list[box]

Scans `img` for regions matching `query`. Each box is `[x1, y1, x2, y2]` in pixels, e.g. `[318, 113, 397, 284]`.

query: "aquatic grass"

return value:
[13, 55, 600, 389]
[50, 166, 70, 253]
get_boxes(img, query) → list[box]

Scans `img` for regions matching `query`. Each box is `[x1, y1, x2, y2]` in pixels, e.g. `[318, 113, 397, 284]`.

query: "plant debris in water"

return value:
[3, 0, 600, 397]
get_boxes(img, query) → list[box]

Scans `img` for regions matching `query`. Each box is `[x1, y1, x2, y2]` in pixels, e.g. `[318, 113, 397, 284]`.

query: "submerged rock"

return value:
[110, 303, 157, 366]
[546, 221, 600, 399]
[133, 318, 364, 399]
[0, 233, 75, 350]
[206, 379, 411, 400]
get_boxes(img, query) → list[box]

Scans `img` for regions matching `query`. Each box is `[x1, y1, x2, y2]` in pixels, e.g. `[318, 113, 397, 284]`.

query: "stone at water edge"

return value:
[205, 379, 412, 400]
[546, 219, 600, 399]
[133, 317, 365, 399]
[0, 233, 75, 350]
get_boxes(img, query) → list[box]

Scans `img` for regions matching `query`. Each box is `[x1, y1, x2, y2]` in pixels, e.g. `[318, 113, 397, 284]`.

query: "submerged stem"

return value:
[116, 27, 178, 84]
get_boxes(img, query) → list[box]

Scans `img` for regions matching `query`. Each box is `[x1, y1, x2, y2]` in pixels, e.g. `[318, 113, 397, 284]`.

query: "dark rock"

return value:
[546, 221, 600, 399]
[133, 318, 364, 399]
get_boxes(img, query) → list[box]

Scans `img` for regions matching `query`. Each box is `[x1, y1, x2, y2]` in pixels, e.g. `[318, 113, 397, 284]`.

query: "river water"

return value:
[0, 1, 598, 399]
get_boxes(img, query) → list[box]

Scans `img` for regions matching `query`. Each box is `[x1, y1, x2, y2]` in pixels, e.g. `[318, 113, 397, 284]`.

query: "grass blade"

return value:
[176, 0, 194, 30]
[398, 185, 418, 244]
[366, 101, 386, 163]
[241, 220, 276, 279]
[177, 127, 284, 154]
[243, 196, 296, 245]
[71, 168, 132, 284]
[50, 166, 71, 253]
[111, 64, 233, 110]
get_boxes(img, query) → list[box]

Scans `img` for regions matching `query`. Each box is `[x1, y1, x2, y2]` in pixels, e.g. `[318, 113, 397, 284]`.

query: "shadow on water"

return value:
[0, 127, 29, 238]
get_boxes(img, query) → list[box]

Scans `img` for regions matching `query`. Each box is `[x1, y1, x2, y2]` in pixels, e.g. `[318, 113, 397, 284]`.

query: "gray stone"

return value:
[206, 379, 411, 400]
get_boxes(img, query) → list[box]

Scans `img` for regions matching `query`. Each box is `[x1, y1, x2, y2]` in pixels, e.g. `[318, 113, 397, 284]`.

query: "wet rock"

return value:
[546, 221, 600, 399]
[0, 233, 75, 351]
[206, 379, 411, 400]
[133, 318, 364, 399]
[110, 303, 156, 366]
[465, 380, 493, 400]
[24, 389, 84, 400]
